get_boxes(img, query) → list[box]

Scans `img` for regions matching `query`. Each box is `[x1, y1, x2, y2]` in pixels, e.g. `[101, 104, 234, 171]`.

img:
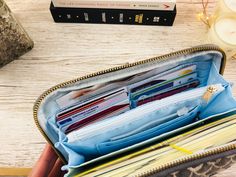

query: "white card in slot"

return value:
[128, 64, 197, 93]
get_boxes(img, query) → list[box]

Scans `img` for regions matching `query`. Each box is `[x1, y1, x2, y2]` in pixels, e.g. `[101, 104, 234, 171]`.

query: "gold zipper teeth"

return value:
[137, 143, 236, 177]
[33, 45, 228, 168]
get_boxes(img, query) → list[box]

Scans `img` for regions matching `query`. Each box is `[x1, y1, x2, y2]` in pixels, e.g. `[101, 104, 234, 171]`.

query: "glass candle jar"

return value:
[207, 0, 236, 59]
[217, 0, 236, 14]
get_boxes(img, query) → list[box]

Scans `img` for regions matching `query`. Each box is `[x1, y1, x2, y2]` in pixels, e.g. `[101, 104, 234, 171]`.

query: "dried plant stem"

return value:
[199, 0, 211, 28]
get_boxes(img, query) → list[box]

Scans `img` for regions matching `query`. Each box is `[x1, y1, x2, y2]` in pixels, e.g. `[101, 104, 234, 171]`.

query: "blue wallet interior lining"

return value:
[37, 51, 236, 169]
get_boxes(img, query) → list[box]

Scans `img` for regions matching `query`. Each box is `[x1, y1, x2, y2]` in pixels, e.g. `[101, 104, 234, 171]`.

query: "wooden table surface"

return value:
[1, 0, 236, 176]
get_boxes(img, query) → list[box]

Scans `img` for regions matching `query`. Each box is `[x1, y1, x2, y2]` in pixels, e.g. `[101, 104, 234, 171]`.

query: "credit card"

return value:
[57, 92, 129, 133]
[137, 80, 200, 106]
[131, 72, 197, 101]
[128, 64, 197, 94]
[56, 87, 127, 121]
[64, 101, 130, 134]
[57, 91, 128, 127]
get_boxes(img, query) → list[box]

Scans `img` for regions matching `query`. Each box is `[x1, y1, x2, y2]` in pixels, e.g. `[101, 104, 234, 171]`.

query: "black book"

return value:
[50, 2, 177, 26]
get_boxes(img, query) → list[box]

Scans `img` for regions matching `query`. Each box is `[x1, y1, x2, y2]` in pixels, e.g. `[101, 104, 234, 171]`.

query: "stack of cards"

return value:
[56, 88, 129, 134]
[55, 64, 200, 134]
[128, 65, 199, 107]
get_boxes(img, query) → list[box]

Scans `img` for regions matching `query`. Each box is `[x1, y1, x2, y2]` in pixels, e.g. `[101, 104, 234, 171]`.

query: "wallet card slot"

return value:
[130, 78, 200, 108]
[110, 106, 197, 141]
[96, 105, 200, 155]
[110, 112, 180, 141]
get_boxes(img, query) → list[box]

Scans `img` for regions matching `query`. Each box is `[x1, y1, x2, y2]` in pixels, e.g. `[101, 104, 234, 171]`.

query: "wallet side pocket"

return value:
[96, 106, 200, 155]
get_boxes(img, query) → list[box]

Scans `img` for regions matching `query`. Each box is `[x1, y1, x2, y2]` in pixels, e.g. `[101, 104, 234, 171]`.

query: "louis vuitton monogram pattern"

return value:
[164, 154, 236, 177]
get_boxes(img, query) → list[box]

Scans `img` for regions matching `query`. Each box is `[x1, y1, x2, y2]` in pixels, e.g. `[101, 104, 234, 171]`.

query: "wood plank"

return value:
[0, 168, 31, 176]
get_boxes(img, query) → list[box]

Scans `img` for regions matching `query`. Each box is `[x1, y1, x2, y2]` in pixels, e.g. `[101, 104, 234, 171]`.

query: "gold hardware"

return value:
[202, 85, 219, 103]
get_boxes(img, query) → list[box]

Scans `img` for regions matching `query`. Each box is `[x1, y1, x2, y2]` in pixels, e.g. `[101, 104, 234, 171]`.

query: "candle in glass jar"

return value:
[218, 0, 236, 14]
[208, 15, 236, 58]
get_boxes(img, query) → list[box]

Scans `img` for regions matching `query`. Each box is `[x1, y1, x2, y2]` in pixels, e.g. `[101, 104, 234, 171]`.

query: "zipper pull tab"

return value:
[202, 85, 219, 103]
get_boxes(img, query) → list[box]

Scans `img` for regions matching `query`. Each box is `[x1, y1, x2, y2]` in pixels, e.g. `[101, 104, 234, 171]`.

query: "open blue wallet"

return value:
[34, 45, 236, 177]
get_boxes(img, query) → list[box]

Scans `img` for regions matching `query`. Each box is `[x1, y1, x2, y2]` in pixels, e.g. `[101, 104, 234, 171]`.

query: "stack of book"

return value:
[50, 0, 177, 26]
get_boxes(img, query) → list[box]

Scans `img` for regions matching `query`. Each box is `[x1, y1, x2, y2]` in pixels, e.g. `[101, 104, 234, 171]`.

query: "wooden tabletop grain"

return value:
[0, 0, 236, 176]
